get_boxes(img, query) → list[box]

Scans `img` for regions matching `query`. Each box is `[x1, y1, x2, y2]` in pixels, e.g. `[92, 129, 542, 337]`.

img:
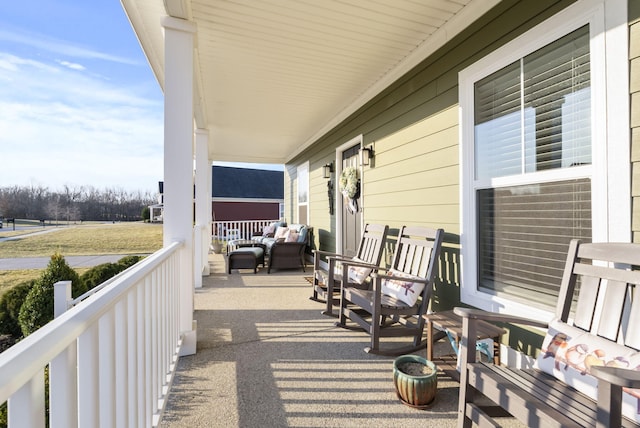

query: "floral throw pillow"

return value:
[380, 269, 425, 306]
[332, 257, 372, 284]
[536, 320, 640, 423]
[347, 257, 373, 284]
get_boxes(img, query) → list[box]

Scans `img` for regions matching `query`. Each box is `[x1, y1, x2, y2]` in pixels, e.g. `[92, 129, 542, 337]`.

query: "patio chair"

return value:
[336, 226, 444, 355]
[310, 223, 389, 316]
[267, 224, 310, 273]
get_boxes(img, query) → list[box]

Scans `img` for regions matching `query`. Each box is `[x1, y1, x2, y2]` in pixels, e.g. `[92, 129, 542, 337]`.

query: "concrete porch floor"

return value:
[158, 253, 519, 427]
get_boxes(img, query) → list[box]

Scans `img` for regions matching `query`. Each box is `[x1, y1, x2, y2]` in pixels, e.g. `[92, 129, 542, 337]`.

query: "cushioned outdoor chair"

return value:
[267, 224, 310, 273]
[310, 223, 389, 316]
[336, 226, 444, 355]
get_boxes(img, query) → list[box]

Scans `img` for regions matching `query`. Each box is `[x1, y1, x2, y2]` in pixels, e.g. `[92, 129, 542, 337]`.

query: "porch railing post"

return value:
[50, 280, 77, 428]
[8, 372, 45, 428]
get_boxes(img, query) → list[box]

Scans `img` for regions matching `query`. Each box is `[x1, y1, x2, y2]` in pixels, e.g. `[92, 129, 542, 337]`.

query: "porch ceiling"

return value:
[122, 0, 497, 164]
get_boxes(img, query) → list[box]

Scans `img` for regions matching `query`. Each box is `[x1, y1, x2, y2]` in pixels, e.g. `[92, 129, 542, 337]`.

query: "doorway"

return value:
[336, 137, 363, 257]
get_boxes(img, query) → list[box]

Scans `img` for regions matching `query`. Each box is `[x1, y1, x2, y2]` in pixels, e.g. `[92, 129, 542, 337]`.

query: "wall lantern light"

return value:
[322, 162, 334, 179]
[359, 146, 373, 166]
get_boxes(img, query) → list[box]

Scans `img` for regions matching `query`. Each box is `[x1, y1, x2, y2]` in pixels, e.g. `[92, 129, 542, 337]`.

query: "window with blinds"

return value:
[474, 25, 591, 180]
[473, 25, 592, 306]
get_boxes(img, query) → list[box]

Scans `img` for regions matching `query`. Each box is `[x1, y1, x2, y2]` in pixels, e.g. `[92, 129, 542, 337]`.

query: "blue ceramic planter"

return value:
[393, 354, 437, 409]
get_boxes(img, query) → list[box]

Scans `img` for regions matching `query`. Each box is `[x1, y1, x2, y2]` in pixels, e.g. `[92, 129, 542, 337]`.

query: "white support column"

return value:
[195, 129, 210, 282]
[162, 16, 197, 356]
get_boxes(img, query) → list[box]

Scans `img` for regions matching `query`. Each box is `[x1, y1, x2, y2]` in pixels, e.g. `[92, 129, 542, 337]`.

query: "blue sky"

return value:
[0, 1, 164, 193]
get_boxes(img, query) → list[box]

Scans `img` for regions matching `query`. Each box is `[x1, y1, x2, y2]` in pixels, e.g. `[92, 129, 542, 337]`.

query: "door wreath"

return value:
[339, 166, 361, 214]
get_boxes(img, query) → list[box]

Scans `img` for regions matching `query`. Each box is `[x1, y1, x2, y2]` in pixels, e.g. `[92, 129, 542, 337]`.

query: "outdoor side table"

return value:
[424, 310, 505, 365]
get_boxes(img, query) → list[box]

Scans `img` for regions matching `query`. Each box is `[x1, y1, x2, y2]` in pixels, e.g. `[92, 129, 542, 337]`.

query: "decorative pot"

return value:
[211, 242, 223, 254]
[393, 354, 437, 409]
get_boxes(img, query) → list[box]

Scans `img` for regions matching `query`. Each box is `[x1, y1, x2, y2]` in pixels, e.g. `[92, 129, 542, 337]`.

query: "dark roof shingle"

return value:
[212, 166, 284, 199]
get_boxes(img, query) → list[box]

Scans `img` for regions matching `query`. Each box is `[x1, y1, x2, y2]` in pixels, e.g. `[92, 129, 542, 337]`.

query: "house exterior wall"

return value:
[631, 1, 640, 241]
[287, 0, 578, 311]
[212, 201, 280, 221]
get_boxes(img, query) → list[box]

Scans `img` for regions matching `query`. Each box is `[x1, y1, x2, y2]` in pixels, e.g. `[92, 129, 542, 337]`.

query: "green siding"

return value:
[285, 0, 579, 310]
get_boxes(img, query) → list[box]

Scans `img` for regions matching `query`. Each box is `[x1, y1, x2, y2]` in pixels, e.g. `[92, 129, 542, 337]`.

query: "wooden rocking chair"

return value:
[310, 223, 388, 316]
[336, 226, 444, 355]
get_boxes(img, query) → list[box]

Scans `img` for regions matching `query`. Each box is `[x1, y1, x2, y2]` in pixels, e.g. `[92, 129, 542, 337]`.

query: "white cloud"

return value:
[57, 60, 86, 71]
[0, 52, 163, 192]
[0, 27, 139, 66]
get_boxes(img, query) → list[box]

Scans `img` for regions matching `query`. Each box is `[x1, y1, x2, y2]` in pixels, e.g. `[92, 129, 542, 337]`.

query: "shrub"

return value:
[0, 334, 15, 353]
[80, 255, 144, 291]
[18, 253, 86, 337]
[80, 263, 121, 291]
[0, 281, 34, 339]
[116, 255, 143, 270]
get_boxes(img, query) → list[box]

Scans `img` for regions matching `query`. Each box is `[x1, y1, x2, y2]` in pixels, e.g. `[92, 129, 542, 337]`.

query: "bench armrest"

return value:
[334, 257, 378, 268]
[454, 307, 548, 329]
[590, 366, 640, 389]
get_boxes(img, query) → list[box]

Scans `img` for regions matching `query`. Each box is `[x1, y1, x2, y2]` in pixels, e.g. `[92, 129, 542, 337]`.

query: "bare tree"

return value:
[0, 185, 156, 222]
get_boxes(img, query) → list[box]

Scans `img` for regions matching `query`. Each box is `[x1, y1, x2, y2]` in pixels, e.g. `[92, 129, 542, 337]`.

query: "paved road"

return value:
[0, 255, 137, 270]
[0, 226, 67, 243]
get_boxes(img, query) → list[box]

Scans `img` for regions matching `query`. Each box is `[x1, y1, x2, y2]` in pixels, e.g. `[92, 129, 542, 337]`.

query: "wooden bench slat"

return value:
[626, 290, 640, 349]
[598, 280, 628, 340]
[578, 242, 640, 267]
[495, 366, 595, 426]
[573, 263, 640, 286]
[467, 363, 582, 428]
[574, 275, 600, 330]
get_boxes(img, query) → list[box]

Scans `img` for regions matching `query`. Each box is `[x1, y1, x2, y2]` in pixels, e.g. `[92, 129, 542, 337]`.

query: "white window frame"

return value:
[459, 0, 629, 322]
[296, 162, 309, 224]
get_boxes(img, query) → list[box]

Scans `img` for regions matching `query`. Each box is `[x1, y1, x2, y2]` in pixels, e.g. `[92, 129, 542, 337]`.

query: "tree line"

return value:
[0, 184, 157, 222]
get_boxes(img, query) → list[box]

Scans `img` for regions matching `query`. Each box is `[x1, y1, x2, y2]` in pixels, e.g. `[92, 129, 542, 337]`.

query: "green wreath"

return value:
[339, 166, 360, 199]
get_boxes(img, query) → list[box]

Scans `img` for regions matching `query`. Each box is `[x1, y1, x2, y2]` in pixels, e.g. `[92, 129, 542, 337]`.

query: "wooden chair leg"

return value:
[426, 319, 434, 361]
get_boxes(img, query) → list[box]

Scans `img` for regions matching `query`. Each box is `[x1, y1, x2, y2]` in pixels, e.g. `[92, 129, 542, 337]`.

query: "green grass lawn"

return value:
[0, 222, 163, 294]
[1, 222, 162, 258]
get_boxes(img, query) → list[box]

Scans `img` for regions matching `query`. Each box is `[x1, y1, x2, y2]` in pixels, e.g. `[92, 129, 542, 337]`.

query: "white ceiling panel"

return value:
[121, 0, 498, 164]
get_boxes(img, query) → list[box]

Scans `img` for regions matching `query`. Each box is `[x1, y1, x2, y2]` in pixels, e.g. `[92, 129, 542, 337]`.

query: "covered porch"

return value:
[158, 253, 517, 427]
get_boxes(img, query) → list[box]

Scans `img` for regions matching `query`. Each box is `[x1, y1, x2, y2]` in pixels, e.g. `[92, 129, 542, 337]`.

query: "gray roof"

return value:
[212, 166, 284, 199]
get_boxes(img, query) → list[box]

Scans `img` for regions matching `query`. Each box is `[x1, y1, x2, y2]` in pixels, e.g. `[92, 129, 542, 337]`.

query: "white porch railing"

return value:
[212, 219, 278, 242]
[0, 241, 184, 428]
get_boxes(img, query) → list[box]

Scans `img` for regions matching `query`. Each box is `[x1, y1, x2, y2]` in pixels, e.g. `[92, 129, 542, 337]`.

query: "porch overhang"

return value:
[121, 0, 499, 164]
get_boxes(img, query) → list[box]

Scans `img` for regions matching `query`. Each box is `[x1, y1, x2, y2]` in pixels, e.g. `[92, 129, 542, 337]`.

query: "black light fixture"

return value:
[322, 162, 334, 179]
[359, 146, 373, 166]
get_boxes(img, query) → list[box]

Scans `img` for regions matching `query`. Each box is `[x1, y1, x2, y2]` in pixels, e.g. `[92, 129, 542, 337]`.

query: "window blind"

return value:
[474, 25, 590, 180]
[477, 179, 592, 306]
